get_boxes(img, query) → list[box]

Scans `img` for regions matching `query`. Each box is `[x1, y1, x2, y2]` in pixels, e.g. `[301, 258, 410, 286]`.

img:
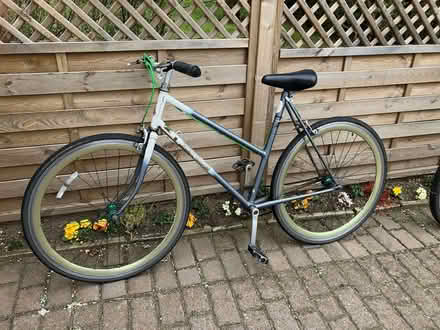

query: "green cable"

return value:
[140, 54, 157, 126]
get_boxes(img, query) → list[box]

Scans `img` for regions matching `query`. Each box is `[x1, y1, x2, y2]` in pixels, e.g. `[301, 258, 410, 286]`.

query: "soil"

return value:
[0, 175, 435, 259]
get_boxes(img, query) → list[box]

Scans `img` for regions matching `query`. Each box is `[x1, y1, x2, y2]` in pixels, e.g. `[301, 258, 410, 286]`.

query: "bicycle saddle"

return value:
[262, 69, 318, 91]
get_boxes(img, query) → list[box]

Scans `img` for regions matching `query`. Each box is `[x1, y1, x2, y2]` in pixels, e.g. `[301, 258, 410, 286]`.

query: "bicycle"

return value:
[22, 56, 387, 283]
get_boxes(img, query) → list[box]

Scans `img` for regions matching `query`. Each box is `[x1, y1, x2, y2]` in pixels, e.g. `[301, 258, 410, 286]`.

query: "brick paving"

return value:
[1, 206, 440, 329]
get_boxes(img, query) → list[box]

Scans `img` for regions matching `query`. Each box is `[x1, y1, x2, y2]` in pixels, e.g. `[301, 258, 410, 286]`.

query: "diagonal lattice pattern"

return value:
[281, 0, 440, 48]
[0, 0, 250, 42]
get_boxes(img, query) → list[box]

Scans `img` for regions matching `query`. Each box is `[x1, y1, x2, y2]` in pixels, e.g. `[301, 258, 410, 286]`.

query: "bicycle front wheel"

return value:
[271, 117, 387, 244]
[22, 134, 190, 282]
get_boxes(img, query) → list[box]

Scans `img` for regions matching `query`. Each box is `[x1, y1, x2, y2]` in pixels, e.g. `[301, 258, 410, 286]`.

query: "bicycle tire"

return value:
[22, 133, 191, 282]
[271, 117, 387, 244]
[429, 166, 440, 223]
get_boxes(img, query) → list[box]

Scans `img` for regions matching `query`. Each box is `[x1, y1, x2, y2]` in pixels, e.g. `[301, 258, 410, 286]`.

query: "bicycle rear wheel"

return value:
[271, 117, 387, 244]
[22, 134, 190, 282]
[429, 166, 440, 223]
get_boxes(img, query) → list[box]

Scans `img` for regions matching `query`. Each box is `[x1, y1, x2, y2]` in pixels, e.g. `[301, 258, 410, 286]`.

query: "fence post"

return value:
[246, 0, 283, 187]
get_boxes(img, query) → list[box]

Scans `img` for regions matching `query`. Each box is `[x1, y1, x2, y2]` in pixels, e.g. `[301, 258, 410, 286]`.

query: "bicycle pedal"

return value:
[248, 244, 269, 264]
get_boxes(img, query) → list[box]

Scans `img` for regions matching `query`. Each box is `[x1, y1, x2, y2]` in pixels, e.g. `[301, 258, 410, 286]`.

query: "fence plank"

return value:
[0, 65, 247, 96]
[0, 98, 245, 133]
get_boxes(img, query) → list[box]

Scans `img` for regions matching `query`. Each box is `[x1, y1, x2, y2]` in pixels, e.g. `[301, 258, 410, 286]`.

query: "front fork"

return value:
[115, 129, 159, 218]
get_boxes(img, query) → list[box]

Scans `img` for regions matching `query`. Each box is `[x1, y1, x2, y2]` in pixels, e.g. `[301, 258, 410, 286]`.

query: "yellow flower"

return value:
[186, 212, 197, 228]
[80, 219, 92, 229]
[64, 222, 80, 240]
[392, 186, 402, 197]
[93, 219, 108, 232]
[292, 198, 312, 210]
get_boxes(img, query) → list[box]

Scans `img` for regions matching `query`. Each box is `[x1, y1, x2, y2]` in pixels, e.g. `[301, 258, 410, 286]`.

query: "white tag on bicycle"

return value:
[56, 171, 79, 199]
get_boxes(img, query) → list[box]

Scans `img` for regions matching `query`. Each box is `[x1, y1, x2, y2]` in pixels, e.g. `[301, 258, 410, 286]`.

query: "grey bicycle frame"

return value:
[131, 69, 341, 213]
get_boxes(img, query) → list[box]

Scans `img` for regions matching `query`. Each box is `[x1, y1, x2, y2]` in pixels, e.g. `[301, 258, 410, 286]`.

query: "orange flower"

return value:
[93, 219, 109, 232]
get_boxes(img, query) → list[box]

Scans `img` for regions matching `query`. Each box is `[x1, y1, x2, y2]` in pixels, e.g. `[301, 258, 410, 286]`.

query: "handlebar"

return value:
[128, 58, 201, 78]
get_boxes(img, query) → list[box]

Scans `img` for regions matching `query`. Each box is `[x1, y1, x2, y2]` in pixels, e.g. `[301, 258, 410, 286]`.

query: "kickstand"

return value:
[247, 208, 269, 264]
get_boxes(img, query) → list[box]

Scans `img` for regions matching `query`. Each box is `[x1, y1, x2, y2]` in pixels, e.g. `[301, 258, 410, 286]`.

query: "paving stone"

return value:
[258, 227, 279, 251]
[75, 282, 100, 302]
[375, 214, 401, 230]
[131, 296, 158, 330]
[213, 232, 235, 252]
[240, 251, 271, 276]
[172, 239, 195, 269]
[230, 230, 250, 251]
[40, 308, 71, 330]
[277, 272, 313, 312]
[158, 291, 185, 326]
[127, 271, 152, 295]
[318, 264, 348, 289]
[243, 309, 271, 329]
[400, 221, 438, 246]
[379, 280, 411, 305]
[47, 273, 72, 308]
[15, 285, 43, 313]
[265, 300, 299, 330]
[0, 263, 22, 285]
[399, 276, 440, 316]
[0, 283, 18, 317]
[255, 276, 284, 301]
[183, 286, 210, 314]
[323, 241, 351, 261]
[329, 316, 356, 330]
[376, 254, 410, 280]
[298, 312, 327, 330]
[220, 250, 247, 279]
[414, 249, 440, 277]
[336, 287, 377, 329]
[154, 259, 177, 290]
[192, 236, 216, 260]
[358, 256, 391, 284]
[189, 314, 218, 330]
[200, 259, 225, 282]
[102, 279, 126, 299]
[177, 267, 201, 287]
[357, 234, 387, 254]
[297, 268, 330, 296]
[365, 296, 410, 330]
[266, 250, 290, 272]
[305, 247, 332, 264]
[397, 252, 438, 286]
[103, 300, 128, 330]
[21, 262, 48, 288]
[73, 303, 100, 330]
[315, 296, 344, 320]
[338, 262, 379, 297]
[282, 245, 312, 268]
[12, 314, 40, 330]
[231, 279, 262, 311]
[209, 282, 241, 326]
[396, 304, 436, 329]
[341, 239, 369, 258]
[368, 227, 406, 252]
[392, 229, 424, 249]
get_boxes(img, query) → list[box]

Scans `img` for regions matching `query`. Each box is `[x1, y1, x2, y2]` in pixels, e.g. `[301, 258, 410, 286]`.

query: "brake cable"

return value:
[140, 54, 158, 126]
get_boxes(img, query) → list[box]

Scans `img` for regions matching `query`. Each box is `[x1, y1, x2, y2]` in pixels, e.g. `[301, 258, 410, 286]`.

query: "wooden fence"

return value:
[1, 0, 440, 223]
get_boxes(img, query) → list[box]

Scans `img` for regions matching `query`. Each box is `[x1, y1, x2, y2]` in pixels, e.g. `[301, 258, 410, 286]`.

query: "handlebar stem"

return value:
[160, 69, 173, 92]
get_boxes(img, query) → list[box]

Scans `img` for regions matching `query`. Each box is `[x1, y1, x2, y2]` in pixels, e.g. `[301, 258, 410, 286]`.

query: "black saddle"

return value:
[262, 69, 318, 92]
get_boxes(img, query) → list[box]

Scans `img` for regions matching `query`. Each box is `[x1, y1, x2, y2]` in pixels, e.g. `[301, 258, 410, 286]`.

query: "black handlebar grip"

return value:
[173, 61, 201, 78]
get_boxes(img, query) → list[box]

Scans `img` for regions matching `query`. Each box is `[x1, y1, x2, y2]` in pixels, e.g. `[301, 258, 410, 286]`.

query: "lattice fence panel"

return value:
[0, 0, 250, 42]
[281, 0, 440, 48]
